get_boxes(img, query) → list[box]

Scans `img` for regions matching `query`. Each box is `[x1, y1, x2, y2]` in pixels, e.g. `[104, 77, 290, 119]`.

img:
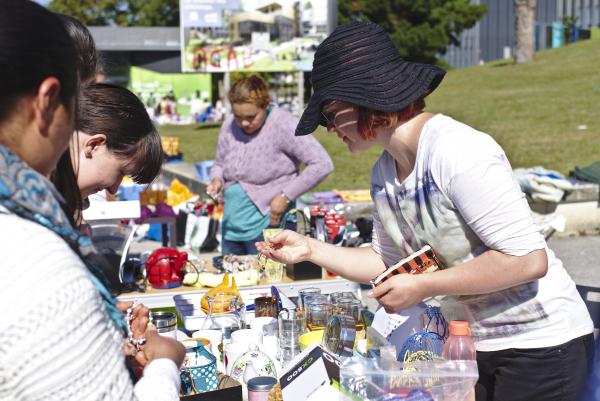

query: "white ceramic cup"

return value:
[230, 328, 262, 346]
[191, 329, 223, 356]
[223, 342, 249, 375]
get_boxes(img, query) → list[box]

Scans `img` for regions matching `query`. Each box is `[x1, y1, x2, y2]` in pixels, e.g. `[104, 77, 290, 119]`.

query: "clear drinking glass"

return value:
[278, 308, 306, 366]
[329, 291, 357, 304]
[278, 309, 306, 347]
[297, 287, 322, 309]
[334, 298, 364, 331]
[306, 300, 332, 332]
[263, 259, 285, 283]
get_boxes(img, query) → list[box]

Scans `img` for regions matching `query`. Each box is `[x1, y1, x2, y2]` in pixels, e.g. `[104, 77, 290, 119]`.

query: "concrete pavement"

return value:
[548, 235, 600, 288]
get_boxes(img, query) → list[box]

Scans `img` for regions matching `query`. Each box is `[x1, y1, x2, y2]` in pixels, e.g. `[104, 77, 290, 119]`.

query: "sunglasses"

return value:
[321, 110, 337, 128]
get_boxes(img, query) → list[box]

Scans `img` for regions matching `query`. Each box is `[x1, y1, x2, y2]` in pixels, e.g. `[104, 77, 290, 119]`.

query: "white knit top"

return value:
[0, 207, 180, 400]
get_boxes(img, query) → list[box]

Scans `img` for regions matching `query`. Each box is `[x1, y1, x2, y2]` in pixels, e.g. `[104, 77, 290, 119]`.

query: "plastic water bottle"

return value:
[443, 320, 476, 360]
[443, 321, 477, 401]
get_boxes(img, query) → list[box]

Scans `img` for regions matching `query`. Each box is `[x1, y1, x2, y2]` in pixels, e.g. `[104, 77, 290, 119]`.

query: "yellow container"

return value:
[299, 330, 324, 351]
[161, 136, 180, 156]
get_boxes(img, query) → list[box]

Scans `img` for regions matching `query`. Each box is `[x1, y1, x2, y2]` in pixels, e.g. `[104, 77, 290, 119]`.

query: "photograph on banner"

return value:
[128, 66, 215, 125]
[180, 0, 332, 72]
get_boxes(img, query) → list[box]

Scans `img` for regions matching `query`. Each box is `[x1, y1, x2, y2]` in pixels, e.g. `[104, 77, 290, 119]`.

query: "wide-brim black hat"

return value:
[296, 21, 446, 136]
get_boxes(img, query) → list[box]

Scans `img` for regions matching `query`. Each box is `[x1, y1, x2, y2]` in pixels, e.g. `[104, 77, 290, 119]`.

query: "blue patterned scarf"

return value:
[0, 145, 126, 333]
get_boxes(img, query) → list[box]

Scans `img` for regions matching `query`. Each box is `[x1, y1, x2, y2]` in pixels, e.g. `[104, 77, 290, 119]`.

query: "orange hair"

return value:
[228, 75, 271, 109]
[356, 98, 426, 139]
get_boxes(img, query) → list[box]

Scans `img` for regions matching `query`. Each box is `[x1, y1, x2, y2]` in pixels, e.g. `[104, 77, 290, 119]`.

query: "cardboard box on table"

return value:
[279, 344, 341, 401]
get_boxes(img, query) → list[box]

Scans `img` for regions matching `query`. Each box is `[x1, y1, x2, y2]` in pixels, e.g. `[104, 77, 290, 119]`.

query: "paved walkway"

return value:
[548, 235, 600, 288]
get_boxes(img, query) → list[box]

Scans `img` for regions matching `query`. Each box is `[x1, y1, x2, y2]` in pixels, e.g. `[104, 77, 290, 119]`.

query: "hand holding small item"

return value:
[119, 301, 151, 366]
[143, 324, 186, 368]
[206, 178, 223, 200]
[256, 229, 310, 265]
[368, 274, 427, 314]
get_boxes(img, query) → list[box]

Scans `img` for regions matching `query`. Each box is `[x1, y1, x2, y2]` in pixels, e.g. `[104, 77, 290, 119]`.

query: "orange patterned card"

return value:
[370, 245, 443, 287]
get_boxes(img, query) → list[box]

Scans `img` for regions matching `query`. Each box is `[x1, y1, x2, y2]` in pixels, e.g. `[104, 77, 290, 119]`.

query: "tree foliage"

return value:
[338, 0, 487, 65]
[48, 0, 179, 26]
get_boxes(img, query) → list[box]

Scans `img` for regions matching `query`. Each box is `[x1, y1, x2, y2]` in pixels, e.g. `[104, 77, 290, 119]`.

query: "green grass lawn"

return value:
[161, 39, 600, 191]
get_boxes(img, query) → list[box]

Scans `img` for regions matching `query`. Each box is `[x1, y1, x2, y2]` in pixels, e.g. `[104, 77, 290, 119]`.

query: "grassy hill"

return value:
[160, 39, 600, 191]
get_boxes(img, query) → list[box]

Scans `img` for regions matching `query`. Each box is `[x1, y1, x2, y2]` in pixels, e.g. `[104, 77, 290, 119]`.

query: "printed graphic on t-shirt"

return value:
[372, 157, 549, 342]
[446, 282, 549, 340]
[370, 115, 591, 349]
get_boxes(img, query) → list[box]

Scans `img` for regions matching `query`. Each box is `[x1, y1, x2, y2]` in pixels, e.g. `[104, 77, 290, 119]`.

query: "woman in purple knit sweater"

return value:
[207, 75, 333, 255]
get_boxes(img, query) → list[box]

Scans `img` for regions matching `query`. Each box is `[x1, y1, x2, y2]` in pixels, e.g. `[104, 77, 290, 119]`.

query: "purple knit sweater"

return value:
[210, 106, 333, 215]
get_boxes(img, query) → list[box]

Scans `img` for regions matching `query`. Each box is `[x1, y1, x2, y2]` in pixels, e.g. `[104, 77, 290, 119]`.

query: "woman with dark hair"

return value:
[51, 13, 103, 220]
[0, 1, 183, 399]
[53, 82, 163, 220]
[56, 13, 101, 84]
[52, 15, 162, 220]
[259, 22, 594, 401]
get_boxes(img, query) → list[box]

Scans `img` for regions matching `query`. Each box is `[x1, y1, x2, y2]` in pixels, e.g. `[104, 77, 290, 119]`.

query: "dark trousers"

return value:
[475, 333, 595, 401]
[221, 234, 263, 256]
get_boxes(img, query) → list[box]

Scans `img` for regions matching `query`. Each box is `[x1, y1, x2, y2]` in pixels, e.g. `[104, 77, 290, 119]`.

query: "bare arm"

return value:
[371, 248, 548, 313]
[422, 248, 547, 296]
[257, 230, 386, 283]
[309, 238, 386, 283]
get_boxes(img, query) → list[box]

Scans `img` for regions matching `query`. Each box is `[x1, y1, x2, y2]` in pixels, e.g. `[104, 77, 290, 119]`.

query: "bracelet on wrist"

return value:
[280, 192, 291, 204]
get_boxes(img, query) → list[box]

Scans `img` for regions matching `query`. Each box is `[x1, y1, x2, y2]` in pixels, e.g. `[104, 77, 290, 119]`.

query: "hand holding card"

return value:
[370, 245, 443, 287]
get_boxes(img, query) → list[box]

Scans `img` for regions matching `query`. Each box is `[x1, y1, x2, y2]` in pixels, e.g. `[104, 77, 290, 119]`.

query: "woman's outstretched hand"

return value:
[256, 229, 312, 265]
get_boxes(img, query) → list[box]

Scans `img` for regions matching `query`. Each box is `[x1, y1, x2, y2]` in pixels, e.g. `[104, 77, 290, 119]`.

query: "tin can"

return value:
[151, 311, 177, 339]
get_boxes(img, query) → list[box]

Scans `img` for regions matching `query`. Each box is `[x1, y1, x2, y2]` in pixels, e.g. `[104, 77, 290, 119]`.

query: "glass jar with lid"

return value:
[247, 376, 278, 401]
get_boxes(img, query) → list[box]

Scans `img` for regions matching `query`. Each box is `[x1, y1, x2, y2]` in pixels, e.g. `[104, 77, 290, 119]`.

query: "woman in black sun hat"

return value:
[259, 21, 594, 401]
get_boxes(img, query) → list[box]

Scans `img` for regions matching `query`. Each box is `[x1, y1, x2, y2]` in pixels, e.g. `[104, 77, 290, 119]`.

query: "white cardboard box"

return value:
[279, 344, 341, 401]
[82, 200, 141, 221]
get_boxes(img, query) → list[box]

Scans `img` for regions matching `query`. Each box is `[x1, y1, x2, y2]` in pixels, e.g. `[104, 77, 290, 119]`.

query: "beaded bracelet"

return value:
[125, 301, 147, 349]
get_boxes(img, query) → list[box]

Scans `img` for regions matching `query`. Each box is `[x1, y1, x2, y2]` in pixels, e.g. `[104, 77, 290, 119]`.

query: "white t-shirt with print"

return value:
[370, 114, 592, 351]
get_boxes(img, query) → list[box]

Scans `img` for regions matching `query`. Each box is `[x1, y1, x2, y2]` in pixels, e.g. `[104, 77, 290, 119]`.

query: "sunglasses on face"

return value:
[321, 110, 337, 128]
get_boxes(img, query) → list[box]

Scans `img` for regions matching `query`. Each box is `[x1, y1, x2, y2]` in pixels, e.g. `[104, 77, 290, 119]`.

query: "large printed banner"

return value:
[180, 0, 331, 72]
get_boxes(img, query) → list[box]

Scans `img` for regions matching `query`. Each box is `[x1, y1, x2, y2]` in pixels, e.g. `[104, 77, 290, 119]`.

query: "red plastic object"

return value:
[145, 247, 189, 289]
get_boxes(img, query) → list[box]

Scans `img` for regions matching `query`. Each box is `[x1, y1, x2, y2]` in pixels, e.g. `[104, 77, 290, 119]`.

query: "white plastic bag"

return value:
[185, 213, 210, 251]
